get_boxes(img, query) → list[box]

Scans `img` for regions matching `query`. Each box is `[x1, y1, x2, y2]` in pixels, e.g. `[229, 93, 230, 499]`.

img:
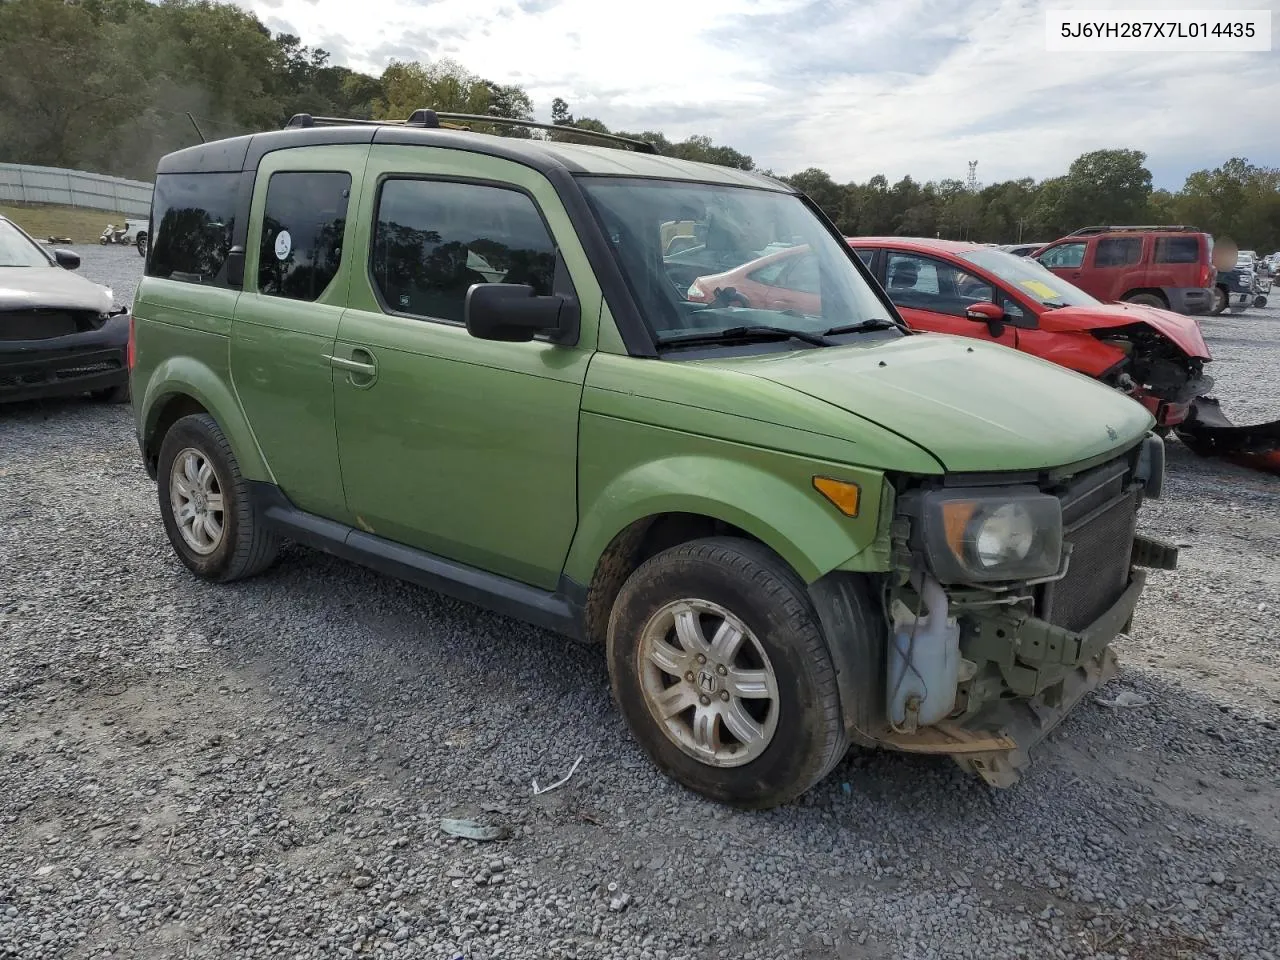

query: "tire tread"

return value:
[159, 414, 278, 582]
[610, 536, 849, 808]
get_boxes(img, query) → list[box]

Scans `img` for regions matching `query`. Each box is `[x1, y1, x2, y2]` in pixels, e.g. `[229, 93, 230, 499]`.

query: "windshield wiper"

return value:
[656, 324, 833, 349]
[822, 318, 900, 335]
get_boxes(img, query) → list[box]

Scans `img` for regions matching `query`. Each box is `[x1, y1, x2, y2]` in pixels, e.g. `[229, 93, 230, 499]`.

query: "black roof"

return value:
[154, 122, 792, 192]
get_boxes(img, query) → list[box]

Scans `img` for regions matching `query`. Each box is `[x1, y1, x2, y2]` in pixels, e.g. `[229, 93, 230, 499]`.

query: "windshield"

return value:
[0, 220, 54, 268]
[958, 247, 1099, 308]
[578, 178, 896, 345]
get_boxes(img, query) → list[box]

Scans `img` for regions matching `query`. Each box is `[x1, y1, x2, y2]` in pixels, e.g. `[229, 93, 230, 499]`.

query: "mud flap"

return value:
[949, 646, 1120, 788]
[1174, 396, 1280, 476]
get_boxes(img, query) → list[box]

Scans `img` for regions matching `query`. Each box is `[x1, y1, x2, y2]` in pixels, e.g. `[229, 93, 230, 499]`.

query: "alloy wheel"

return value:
[169, 447, 225, 555]
[638, 598, 780, 767]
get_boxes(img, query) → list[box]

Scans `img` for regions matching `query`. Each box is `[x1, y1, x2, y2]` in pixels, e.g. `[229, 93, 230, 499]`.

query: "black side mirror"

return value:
[465, 283, 578, 344]
[965, 302, 1006, 337]
[53, 248, 80, 270]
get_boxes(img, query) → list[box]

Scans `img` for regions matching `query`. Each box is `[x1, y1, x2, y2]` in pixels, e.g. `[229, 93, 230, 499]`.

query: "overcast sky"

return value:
[242, 0, 1280, 189]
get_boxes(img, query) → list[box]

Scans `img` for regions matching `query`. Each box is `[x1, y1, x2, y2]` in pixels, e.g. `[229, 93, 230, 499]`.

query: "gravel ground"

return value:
[2, 248, 1278, 960]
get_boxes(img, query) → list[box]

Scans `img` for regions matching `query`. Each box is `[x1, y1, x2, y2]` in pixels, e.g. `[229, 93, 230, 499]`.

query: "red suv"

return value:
[1031, 225, 1216, 316]
[831, 238, 1211, 429]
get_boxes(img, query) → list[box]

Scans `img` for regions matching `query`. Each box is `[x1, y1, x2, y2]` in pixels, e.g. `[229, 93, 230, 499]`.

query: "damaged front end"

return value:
[1089, 323, 1280, 476]
[866, 437, 1178, 786]
[1093, 324, 1213, 429]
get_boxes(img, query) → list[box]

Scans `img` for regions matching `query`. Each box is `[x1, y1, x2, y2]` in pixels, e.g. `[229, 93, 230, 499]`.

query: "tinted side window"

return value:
[1038, 242, 1086, 269]
[884, 253, 994, 316]
[147, 173, 239, 284]
[852, 248, 875, 266]
[372, 179, 557, 324]
[257, 172, 351, 302]
[1155, 236, 1201, 263]
[1094, 237, 1142, 267]
[887, 254, 939, 295]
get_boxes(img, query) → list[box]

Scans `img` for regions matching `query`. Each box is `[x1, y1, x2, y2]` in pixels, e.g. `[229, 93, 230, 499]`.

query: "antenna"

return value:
[966, 160, 978, 192]
[186, 112, 207, 144]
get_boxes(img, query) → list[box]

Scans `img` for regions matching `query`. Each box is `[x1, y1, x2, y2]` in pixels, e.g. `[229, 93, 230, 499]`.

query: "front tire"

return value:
[1123, 292, 1167, 309]
[607, 537, 849, 809]
[157, 413, 279, 582]
[136, 233, 148, 257]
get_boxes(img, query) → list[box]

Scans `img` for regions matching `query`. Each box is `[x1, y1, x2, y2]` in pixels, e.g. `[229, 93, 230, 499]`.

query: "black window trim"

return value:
[254, 168, 354, 302]
[366, 173, 575, 339]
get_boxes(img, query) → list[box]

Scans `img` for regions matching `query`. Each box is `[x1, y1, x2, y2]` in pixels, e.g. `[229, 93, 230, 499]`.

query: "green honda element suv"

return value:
[130, 110, 1177, 808]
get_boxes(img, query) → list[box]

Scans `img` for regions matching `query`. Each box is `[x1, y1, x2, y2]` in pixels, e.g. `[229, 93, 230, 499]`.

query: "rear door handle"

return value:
[325, 354, 376, 375]
[324, 347, 378, 387]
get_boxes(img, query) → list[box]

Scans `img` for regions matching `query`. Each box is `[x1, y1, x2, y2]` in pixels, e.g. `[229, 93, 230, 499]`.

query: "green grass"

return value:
[0, 202, 131, 244]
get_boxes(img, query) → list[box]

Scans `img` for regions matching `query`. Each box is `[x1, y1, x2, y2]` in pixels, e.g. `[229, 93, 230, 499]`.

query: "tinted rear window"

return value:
[1154, 236, 1201, 264]
[147, 173, 239, 285]
[258, 172, 351, 302]
[1095, 237, 1142, 267]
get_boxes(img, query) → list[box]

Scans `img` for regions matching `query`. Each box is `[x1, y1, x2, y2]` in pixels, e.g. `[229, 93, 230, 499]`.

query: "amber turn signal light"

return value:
[813, 477, 861, 517]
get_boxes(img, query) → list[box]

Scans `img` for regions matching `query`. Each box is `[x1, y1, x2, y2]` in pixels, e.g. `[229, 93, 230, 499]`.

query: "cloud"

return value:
[237, 0, 1280, 187]
[263, 15, 299, 35]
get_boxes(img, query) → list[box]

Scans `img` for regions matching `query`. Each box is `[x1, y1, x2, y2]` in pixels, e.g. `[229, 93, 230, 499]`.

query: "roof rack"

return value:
[284, 109, 659, 154]
[1067, 224, 1201, 236]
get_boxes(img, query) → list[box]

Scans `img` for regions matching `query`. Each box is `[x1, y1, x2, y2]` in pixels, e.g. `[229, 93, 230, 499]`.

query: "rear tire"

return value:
[1123, 292, 1167, 309]
[157, 413, 279, 582]
[606, 537, 849, 809]
[136, 233, 147, 258]
[1209, 286, 1227, 316]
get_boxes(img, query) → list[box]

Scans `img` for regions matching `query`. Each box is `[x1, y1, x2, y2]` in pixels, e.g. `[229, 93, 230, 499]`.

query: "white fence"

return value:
[0, 163, 153, 217]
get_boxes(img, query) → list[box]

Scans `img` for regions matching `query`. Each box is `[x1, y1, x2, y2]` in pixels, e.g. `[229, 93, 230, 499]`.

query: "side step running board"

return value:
[248, 482, 585, 640]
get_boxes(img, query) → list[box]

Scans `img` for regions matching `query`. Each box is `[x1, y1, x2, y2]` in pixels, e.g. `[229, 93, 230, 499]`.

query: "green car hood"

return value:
[702, 333, 1154, 472]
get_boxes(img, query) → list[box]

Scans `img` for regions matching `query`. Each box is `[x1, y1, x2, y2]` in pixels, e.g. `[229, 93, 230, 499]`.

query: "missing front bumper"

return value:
[879, 645, 1120, 788]
[874, 568, 1151, 786]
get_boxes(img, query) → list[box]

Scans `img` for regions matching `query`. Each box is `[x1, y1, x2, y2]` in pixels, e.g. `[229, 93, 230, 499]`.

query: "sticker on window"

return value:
[274, 230, 292, 261]
[1018, 279, 1060, 300]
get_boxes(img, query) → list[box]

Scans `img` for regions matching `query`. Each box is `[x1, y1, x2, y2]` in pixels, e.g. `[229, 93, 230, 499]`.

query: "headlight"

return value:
[917, 487, 1063, 583]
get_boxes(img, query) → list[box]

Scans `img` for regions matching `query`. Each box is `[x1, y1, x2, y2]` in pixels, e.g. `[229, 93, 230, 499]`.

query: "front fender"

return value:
[566, 453, 891, 586]
[140, 355, 273, 483]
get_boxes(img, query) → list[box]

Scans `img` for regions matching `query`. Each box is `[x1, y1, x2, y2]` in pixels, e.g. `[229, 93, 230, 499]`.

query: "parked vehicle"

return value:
[739, 236, 1208, 430]
[1211, 259, 1256, 314]
[844, 237, 1279, 472]
[131, 109, 1177, 808]
[998, 242, 1046, 257]
[0, 214, 130, 403]
[1031, 225, 1215, 315]
[100, 218, 149, 255]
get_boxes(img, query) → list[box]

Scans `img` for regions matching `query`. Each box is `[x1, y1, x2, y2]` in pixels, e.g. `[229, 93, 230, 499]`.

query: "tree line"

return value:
[1, 0, 1276, 251]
